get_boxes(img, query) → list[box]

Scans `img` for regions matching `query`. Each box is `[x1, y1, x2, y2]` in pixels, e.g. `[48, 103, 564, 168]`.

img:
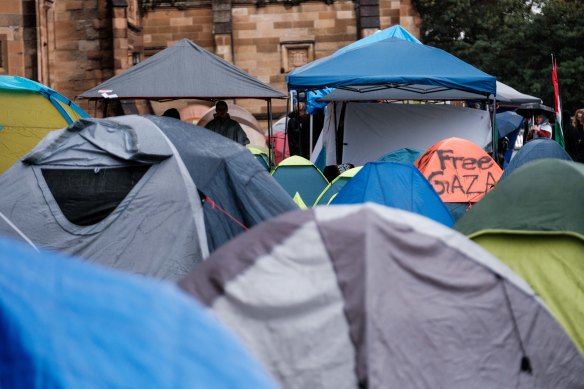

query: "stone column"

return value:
[111, 0, 128, 75]
[212, 0, 233, 63]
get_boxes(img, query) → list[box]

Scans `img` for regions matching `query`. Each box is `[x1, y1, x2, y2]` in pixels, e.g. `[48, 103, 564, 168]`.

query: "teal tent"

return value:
[272, 155, 329, 206]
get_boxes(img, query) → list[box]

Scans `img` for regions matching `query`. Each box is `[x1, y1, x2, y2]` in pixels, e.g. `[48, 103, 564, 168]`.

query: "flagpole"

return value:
[551, 53, 565, 147]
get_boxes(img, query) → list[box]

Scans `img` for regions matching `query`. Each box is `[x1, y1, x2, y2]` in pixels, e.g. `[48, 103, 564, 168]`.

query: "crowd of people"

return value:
[161, 100, 584, 166]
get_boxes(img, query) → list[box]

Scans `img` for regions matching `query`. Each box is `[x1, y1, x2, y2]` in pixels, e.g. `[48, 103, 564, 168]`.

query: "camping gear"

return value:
[287, 38, 495, 96]
[330, 162, 454, 226]
[314, 166, 362, 205]
[0, 237, 277, 388]
[271, 156, 329, 206]
[455, 159, 584, 355]
[0, 116, 208, 280]
[501, 139, 572, 180]
[80, 39, 285, 100]
[314, 102, 492, 166]
[0, 115, 296, 278]
[180, 203, 584, 388]
[377, 147, 422, 164]
[248, 146, 270, 171]
[146, 115, 297, 252]
[336, 25, 421, 54]
[79, 38, 285, 167]
[318, 80, 539, 104]
[0, 75, 89, 174]
[415, 137, 502, 204]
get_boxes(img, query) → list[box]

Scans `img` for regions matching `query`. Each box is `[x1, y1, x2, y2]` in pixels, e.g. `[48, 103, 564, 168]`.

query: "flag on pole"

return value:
[551, 54, 565, 147]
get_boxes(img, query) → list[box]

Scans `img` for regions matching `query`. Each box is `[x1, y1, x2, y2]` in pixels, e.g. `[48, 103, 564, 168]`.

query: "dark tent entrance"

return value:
[41, 166, 151, 226]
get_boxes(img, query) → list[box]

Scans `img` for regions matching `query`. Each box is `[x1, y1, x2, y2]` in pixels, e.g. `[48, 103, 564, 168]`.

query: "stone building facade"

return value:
[1, 0, 420, 119]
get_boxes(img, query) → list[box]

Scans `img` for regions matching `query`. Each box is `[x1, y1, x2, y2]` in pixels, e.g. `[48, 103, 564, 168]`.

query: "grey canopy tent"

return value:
[79, 38, 287, 165]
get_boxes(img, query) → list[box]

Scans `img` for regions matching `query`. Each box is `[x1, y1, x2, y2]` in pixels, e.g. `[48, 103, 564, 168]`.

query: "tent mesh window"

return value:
[41, 166, 150, 226]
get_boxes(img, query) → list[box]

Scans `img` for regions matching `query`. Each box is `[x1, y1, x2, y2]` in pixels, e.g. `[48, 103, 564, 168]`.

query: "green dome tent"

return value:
[455, 159, 584, 354]
[314, 166, 361, 206]
[271, 155, 329, 207]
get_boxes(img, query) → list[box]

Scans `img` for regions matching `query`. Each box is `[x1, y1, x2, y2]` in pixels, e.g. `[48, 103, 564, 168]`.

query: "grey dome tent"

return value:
[0, 115, 208, 280]
[180, 203, 584, 388]
[0, 116, 297, 275]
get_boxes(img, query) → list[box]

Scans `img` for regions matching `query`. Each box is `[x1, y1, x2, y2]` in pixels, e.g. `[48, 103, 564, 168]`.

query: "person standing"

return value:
[205, 101, 250, 146]
[526, 112, 553, 141]
[568, 108, 584, 162]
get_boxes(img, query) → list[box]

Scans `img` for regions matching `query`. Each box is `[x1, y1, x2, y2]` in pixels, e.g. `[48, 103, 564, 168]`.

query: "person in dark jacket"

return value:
[566, 108, 584, 162]
[205, 101, 250, 146]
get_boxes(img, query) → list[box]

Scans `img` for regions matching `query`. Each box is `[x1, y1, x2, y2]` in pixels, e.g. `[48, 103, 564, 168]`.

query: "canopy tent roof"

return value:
[318, 81, 539, 103]
[336, 25, 421, 54]
[287, 38, 496, 96]
[79, 39, 286, 100]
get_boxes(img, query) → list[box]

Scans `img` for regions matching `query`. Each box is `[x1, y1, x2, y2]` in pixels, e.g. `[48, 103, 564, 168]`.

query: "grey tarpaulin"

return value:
[79, 39, 286, 100]
[180, 203, 584, 388]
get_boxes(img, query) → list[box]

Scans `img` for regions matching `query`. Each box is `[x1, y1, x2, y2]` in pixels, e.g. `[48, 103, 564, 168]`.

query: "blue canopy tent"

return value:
[336, 25, 421, 55]
[287, 38, 496, 96]
[305, 25, 422, 114]
[287, 37, 498, 164]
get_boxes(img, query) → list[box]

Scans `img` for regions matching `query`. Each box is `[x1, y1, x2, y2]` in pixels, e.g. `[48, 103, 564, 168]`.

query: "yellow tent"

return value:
[0, 76, 89, 173]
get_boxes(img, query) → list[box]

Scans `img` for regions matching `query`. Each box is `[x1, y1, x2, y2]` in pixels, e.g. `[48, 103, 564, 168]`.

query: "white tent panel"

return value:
[314, 103, 492, 166]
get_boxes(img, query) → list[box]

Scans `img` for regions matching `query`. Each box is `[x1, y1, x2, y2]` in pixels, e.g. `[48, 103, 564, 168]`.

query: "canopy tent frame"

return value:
[286, 37, 499, 165]
[78, 39, 287, 169]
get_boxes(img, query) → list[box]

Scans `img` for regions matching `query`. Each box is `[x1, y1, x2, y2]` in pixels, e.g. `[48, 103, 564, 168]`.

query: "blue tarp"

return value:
[0, 237, 277, 388]
[330, 162, 454, 227]
[287, 38, 496, 96]
[336, 25, 421, 54]
[502, 139, 572, 180]
[305, 25, 421, 113]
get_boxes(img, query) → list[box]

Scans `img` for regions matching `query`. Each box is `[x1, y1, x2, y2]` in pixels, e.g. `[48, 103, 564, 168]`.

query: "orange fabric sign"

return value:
[415, 138, 502, 203]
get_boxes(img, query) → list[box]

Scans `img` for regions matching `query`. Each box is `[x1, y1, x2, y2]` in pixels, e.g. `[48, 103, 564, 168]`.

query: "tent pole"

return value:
[309, 114, 314, 160]
[491, 94, 498, 165]
[267, 99, 274, 170]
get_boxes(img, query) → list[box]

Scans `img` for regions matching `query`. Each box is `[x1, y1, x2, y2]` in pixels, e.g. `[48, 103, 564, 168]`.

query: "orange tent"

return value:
[415, 138, 502, 203]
